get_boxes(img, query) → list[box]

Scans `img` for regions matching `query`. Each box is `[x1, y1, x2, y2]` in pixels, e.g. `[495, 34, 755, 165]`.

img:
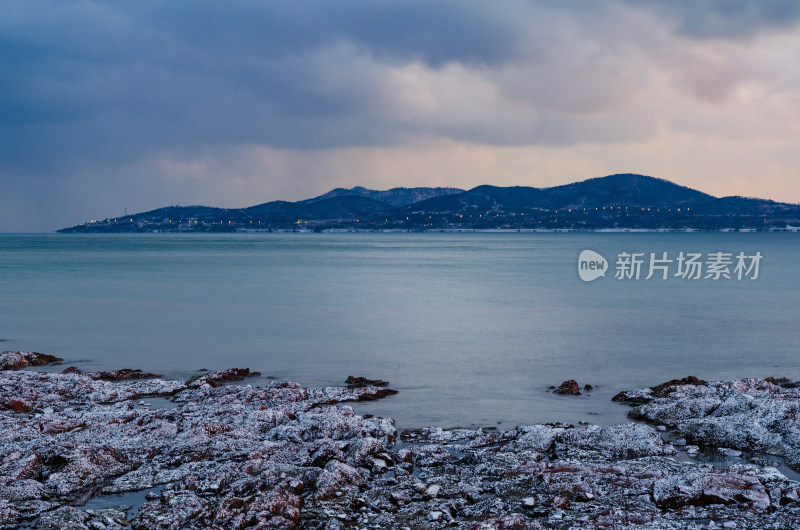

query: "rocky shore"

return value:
[2, 351, 800, 529]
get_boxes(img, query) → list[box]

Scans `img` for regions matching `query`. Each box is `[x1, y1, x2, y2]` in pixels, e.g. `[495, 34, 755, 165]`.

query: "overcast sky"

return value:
[3, 1, 800, 231]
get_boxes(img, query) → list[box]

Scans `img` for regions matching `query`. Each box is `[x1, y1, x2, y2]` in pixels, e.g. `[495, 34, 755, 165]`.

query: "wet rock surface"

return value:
[552, 380, 581, 395]
[1, 356, 799, 529]
[767, 376, 800, 389]
[612, 375, 707, 403]
[344, 376, 390, 388]
[0, 351, 62, 371]
[62, 367, 162, 381]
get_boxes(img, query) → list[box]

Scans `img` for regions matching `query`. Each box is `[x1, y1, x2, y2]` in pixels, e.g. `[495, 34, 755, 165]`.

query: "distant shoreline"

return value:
[50, 226, 800, 234]
[249, 227, 800, 233]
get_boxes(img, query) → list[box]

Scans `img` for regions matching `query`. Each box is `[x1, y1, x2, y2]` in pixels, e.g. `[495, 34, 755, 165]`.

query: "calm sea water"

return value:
[1, 233, 797, 430]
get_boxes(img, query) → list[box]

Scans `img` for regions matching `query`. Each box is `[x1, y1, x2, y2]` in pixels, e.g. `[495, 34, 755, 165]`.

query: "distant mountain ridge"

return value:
[406, 174, 714, 214]
[60, 174, 800, 232]
[299, 186, 464, 207]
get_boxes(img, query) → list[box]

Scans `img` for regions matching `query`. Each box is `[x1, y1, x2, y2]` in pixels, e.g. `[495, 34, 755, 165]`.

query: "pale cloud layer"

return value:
[2, 1, 800, 231]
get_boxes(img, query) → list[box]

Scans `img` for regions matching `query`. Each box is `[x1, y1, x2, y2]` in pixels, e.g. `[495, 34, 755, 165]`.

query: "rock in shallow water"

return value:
[344, 375, 389, 387]
[552, 379, 581, 395]
[0, 351, 62, 370]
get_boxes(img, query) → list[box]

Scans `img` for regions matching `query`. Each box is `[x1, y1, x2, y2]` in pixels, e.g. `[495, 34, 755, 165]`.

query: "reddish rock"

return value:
[773, 377, 800, 389]
[315, 461, 366, 500]
[611, 390, 650, 403]
[357, 388, 398, 400]
[137, 492, 213, 529]
[0, 452, 42, 480]
[214, 486, 302, 528]
[41, 420, 85, 435]
[397, 448, 414, 464]
[63, 366, 161, 381]
[654, 471, 770, 511]
[345, 375, 389, 387]
[1, 399, 31, 413]
[614, 376, 709, 403]
[0, 351, 62, 370]
[650, 375, 707, 397]
[193, 367, 258, 387]
[551, 495, 571, 508]
[88, 368, 161, 381]
[553, 380, 581, 395]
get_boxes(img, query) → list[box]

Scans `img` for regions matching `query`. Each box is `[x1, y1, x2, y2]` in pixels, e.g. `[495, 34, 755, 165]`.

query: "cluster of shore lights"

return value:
[436, 206, 691, 217]
[91, 206, 692, 226]
[556, 206, 690, 213]
[441, 207, 691, 217]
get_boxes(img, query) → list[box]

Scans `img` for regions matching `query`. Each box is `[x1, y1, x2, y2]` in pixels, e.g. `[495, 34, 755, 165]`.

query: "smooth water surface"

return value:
[1, 233, 797, 430]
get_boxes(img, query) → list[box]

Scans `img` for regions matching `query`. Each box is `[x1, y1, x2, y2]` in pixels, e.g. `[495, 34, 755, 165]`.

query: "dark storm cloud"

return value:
[0, 0, 526, 171]
[9, 0, 797, 169]
[146, 0, 521, 67]
[1, 1, 800, 231]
